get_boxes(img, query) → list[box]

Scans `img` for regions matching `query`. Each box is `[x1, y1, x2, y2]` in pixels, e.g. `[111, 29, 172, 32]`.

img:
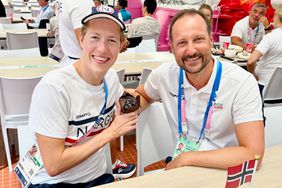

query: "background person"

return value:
[126, 0, 160, 38]
[28, 5, 137, 187]
[24, 0, 54, 28]
[247, 5, 282, 92]
[231, 3, 270, 52]
[134, 9, 264, 170]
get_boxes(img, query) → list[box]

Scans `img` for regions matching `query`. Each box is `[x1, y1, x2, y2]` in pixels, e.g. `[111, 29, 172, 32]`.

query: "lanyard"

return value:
[72, 80, 108, 145]
[248, 23, 260, 44]
[177, 61, 222, 141]
[41, 5, 49, 13]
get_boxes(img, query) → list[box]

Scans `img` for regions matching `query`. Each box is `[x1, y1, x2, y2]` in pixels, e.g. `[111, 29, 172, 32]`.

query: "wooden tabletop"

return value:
[98, 145, 282, 188]
[0, 28, 49, 38]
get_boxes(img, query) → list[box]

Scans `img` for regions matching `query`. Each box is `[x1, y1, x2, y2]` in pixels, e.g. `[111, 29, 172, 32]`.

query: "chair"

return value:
[116, 69, 125, 151]
[263, 67, 282, 107]
[135, 34, 158, 53]
[105, 143, 113, 174]
[6, 32, 39, 50]
[219, 35, 231, 49]
[264, 106, 282, 148]
[136, 102, 175, 176]
[0, 76, 42, 172]
[139, 68, 152, 85]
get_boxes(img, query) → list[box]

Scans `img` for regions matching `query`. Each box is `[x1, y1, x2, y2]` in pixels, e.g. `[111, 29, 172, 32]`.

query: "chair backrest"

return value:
[219, 35, 231, 49]
[264, 106, 282, 148]
[135, 34, 158, 53]
[116, 68, 125, 84]
[6, 32, 38, 50]
[0, 18, 11, 24]
[139, 68, 152, 85]
[105, 143, 113, 174]
[0, 76, 42, 118]
[263, 67, 282, 107]
[136, 102, 174, 176]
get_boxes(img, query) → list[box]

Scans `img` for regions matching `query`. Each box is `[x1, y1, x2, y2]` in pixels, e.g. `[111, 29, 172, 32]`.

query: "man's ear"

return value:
[79, 36, 84, 49]
[169, 40, 174, 54]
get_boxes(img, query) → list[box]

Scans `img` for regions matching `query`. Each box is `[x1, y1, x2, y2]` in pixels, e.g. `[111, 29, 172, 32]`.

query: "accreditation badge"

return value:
[14, 143, 43, 188]
[173, 134, 200, 159]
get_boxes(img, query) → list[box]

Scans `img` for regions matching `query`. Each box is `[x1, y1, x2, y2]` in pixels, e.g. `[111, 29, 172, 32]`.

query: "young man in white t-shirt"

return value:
[231, 3, 270, 52]
[28, 5, 137, 187]
[134, 9, 264, 170]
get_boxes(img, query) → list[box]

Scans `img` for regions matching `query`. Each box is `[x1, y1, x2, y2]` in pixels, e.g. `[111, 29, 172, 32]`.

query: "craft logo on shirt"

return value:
[213, 102, 223, 109]
[169, 91, 178, 98]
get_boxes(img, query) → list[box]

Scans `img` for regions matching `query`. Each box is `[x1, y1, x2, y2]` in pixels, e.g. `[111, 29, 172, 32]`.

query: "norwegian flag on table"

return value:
[225, 159, 257, 188]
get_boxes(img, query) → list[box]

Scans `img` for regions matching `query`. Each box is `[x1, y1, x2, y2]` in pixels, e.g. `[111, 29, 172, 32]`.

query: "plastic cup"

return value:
[223, 42, 230, 50]
[246, 43, 253, 53]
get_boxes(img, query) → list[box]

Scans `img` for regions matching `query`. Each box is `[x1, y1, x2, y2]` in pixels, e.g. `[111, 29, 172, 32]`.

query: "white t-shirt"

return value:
[144, 59, 262, 150]
[29, 65, 123, 184]
[255, 27, 282, 85]
[127, 16, 160, 38]
[59, 0, 93, 59]
[231, 16, 265, 45]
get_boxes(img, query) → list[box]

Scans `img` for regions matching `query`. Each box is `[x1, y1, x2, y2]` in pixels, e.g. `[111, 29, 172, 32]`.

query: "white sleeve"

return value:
[144, 67, 162, 101]
[29, 81, 69, 139]
[232, 75, 263, 124]
[256, 34, 270, 55]
[69, 1, 92, 30]
[231, 21, 243, 38]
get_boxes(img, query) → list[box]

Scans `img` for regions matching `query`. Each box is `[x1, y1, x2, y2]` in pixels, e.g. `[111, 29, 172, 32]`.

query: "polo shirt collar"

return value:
[183, 57, 218, 94]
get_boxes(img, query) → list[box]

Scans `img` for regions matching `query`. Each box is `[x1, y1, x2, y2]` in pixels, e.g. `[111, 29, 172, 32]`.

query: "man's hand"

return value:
[165, 154, 185, 170]
[259, 16, 270, 28]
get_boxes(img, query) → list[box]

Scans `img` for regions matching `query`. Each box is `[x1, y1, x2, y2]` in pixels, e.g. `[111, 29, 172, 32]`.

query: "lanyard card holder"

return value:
[14, 143, 43, 188]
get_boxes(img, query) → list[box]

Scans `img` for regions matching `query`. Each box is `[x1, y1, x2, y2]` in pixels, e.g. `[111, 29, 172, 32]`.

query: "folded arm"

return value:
[166, 120, 265, 170]
[37, 111, 137, 177]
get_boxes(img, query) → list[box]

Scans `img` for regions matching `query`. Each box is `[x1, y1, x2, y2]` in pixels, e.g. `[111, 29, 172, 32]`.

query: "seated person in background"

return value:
[231, 3, 270, 52]
[24, 0, 54, 28]
[133, 9, 264, 170]
[126, 0, 160, 38]
[116, 0, 131, 23]
[28, 5, 137, 187]
[199, 3, 213, 25]
[247, 6, 282, 93]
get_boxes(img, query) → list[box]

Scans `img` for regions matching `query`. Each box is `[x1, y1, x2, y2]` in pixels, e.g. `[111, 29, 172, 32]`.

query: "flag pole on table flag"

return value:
[248, 155, 260, 188]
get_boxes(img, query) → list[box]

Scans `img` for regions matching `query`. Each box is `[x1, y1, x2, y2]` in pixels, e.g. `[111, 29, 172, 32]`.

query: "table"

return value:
[0, 28, 49, 38]
[0, 56, 59, 78]
[98, 145, 282, 188]
[0, 52, 175, 78]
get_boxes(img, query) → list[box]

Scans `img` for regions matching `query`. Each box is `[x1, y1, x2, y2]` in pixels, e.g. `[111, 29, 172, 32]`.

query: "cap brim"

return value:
[81, 12, 125, 31]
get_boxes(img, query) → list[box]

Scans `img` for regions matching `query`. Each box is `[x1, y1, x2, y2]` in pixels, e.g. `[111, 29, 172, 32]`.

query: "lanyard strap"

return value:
[41, 5, 49, 13]
[72, 80, 108, 145]
[177, 61, 222, 141]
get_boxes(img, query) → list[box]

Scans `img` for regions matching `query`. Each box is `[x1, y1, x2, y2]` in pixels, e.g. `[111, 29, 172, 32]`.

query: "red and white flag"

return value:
[225, 159, 258, 188]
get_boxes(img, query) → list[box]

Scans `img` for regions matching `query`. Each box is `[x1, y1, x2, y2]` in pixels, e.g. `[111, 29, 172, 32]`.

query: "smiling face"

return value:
[77, 18, 122, 85]
[170, 14, 213, 75]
